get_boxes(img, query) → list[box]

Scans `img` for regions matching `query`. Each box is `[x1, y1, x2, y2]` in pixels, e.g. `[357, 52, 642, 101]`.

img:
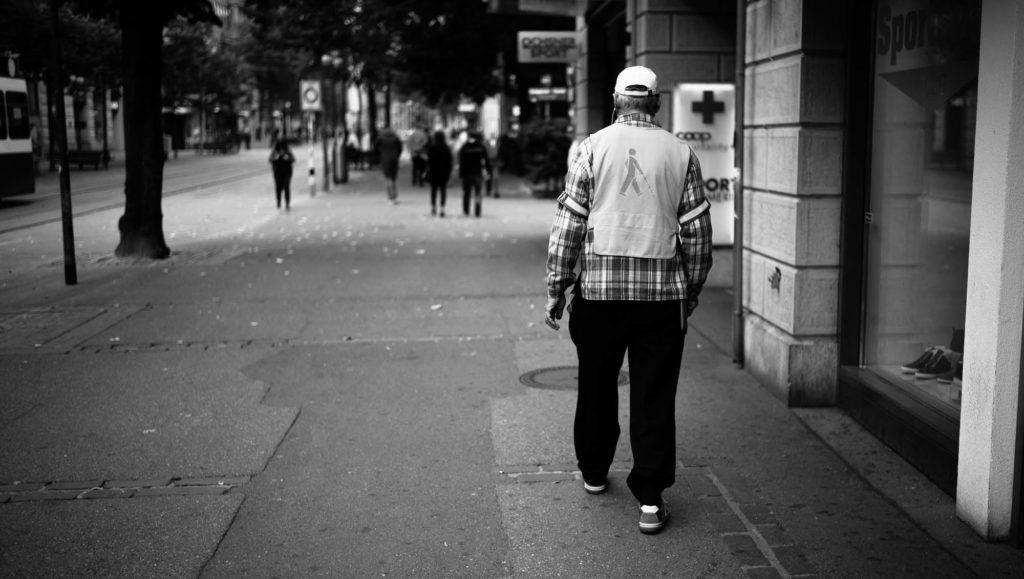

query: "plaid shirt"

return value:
[547, 113, 713, 302]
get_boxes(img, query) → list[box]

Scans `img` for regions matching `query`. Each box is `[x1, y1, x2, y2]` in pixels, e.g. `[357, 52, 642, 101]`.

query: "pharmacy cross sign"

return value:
[692, 90, 725, 124]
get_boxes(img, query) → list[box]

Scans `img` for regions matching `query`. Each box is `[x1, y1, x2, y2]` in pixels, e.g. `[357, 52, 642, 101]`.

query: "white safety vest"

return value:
[589, 124, 691, 259]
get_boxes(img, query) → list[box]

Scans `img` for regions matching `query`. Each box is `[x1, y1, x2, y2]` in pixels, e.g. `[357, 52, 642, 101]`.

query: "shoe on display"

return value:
[916, 349, 959, 380]
[949, 327, 965, 353]
[639, 503, 669, 534]
[938, 359, 963, 384]
[901, 346, 941, 374]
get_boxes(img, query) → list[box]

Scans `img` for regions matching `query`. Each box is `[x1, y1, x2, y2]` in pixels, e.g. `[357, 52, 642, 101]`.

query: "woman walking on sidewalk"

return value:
[269, 139, 295, 210]
[427, 131, 453, 217]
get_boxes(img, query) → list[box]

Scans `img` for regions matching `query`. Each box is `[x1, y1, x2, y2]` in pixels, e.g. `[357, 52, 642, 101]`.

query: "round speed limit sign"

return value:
[300, 80, 322, 111]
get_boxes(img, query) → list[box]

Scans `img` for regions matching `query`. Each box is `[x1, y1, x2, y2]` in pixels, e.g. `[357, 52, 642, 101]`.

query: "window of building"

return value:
[861, 0, 981, 419]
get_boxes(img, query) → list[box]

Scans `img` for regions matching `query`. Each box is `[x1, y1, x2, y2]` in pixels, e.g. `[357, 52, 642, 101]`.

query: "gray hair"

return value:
[613, 93, 660, 115]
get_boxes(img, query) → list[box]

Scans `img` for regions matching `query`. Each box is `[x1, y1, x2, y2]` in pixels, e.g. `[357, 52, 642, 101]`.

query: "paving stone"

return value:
[774, 545, 815, 576]
[754, 523, 795, 547]
[713, 465, 759, 503]
[709, 512, 747, 533]
[134, 486, 229, 497]
[684, 474, 720, 497]
[696, 495, 732, 514]
[539, 464, 577, 472]
[745, 567, 783, 579]
[514, 472, 576, 484]
[679, 456, 715, 467]
[678, 466, 710, 476]
[47, 480, 104, 491]
[80, 488, 135, 500]
[104, 478, 172, 489]
[740, 503, 777, 525]
[722, 533, 769, 567]
[175, 476, 249, 487]
[9, 490, 81, 502]
[0, 483, 46, 492]
[496, 465, 541, 475]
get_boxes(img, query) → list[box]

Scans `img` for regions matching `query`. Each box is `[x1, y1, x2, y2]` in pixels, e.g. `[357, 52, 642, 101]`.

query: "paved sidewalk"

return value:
[1, 151, 1022, 577]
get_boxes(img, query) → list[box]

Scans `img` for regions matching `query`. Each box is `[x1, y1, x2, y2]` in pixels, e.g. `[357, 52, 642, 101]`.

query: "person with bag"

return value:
[457, 131, 492, 218]
[269, 138, 296, 210]
[426, 131, 453, 217]
[544, 66, 713, 535]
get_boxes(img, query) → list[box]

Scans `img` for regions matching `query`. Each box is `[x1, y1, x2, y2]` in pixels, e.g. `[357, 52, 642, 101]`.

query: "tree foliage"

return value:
[243, 0, 502, 109]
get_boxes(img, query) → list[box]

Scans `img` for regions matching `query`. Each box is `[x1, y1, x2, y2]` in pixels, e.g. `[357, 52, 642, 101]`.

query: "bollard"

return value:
[308, 145, 316, 197]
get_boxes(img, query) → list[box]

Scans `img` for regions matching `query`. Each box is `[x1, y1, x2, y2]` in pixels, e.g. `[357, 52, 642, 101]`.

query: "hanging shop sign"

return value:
[528, 86, 568, 102]
[672, 83, 735, 246]
[299, 79, 322, 112]
[517, 31, 577, 63]
[875, 0, 980, 109]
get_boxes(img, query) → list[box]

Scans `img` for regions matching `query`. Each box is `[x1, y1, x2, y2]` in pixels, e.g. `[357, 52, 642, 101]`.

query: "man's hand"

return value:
[545, 294, 566, 330]
[685, 294, 699, 318]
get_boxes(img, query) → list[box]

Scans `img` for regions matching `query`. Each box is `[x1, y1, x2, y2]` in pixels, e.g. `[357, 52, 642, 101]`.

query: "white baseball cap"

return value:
[614, 66, 658, 96]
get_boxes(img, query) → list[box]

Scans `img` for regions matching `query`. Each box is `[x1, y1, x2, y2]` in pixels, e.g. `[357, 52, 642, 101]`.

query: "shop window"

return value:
[861, 0, 981, 418]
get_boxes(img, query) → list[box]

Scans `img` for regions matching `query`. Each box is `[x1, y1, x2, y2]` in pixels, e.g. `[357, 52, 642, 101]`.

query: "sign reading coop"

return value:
[672, 83, 735, 246]
[517, 31, 577, 63]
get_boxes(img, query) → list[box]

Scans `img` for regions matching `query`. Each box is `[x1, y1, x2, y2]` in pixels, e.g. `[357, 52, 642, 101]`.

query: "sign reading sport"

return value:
[517, 31, 577, 63]
[672, 83, 735, 246]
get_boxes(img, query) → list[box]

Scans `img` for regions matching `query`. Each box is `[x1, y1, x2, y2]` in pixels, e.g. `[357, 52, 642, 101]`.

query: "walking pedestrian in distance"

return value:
[408, 125, 429, 187]
[544, 65, 713, 535]
[269, 138, 296, 211]
[457, 131, 492, 217]
[376, 127, 403, 204]
[427, 131, 453, 217]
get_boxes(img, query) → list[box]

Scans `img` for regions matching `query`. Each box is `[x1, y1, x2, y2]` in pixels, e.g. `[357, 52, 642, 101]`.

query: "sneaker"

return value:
[900, 347, 940, 374]
[938, 359, 962, 384]
[583, 478, 607, 495]
[916, 349, 957, 380]
[639, 503, 669, 534]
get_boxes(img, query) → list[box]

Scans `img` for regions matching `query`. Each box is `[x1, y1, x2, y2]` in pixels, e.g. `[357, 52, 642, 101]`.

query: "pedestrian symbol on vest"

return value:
[619, 149, 654, 197]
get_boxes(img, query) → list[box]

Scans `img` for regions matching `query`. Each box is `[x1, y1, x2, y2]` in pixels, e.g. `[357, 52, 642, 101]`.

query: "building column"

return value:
[741, 0, 847, 405]
[957, 0, 1024, 540]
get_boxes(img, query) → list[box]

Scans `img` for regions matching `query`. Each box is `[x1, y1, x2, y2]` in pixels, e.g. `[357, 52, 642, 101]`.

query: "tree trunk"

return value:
[115, 2, 169, 259]
[366, 83, 378, 144]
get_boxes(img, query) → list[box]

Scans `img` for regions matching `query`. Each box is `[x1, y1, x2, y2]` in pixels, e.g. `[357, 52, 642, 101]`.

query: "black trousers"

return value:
[430, 183, 447, 209]
[568, 296, 685, 506]
[273, 172, 292, 208]
[462, 176, 483, 216]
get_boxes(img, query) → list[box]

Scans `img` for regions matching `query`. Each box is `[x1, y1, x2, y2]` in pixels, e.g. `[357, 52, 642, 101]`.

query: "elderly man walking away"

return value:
[544, 65, 713, 535]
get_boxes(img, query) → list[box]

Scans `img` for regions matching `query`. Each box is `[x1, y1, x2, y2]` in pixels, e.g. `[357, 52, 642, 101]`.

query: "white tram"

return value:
[0, 72, 34, 198]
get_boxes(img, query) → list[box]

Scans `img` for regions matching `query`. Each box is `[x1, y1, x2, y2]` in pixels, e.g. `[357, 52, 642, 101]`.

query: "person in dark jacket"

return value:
[269, 139, 296, 210]
[375, 127, 403, 204]
[457, 132, 493, 217]
[426, 131, 453, 217]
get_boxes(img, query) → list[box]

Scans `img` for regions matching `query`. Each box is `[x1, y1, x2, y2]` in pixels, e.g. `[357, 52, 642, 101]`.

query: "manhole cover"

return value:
[519, 366, 629, 390]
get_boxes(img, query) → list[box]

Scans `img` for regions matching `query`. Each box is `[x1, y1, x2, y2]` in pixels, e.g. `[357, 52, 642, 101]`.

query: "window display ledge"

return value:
[837, 366, 960, 496]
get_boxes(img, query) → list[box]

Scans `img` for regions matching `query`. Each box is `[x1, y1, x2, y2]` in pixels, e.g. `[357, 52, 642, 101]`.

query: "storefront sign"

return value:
[875, 0, 980, 109]
[672, 83, 735, 246]
[528, 86, 568, 101]
[517, 31, 577, 63]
